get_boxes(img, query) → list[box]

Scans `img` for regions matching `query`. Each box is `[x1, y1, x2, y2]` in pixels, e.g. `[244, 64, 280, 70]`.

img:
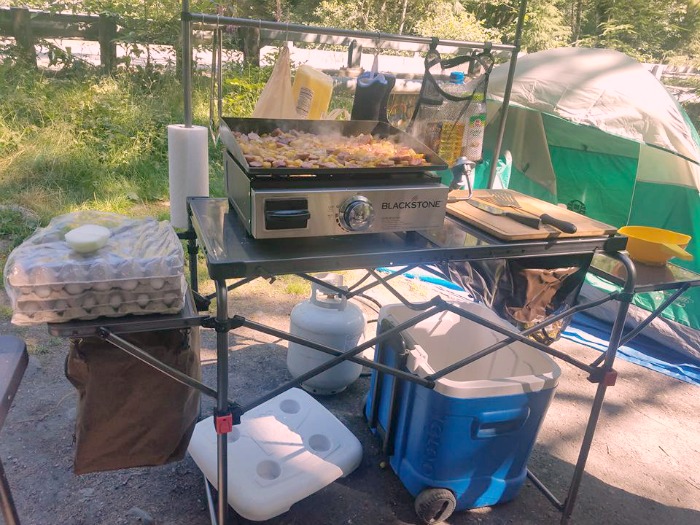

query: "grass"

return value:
[0, 62, 227, 227]
[0, 206, 40, 249]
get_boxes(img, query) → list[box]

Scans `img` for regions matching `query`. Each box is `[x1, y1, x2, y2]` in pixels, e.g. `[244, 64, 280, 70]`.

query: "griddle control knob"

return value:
[339, 196, 375, 232]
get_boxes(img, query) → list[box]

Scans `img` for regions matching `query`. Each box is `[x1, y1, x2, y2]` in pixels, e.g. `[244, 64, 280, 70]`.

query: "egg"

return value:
[21, 301, 39, 317]
[35, 285, 53, 299]
[163, 292, 180, 307]
[149, 278, 165, 290]
[120, 279, 139, 291]
[81, 293, 98, 312]
[53, 299, 69, 314]
[9, 263, 31, 286]
[31, 266, 57, 286]
[136, 294, 150, 308]
[108, 293, 124, 310]
[65, 283, 85, 295]
[89, 263, 114, 292]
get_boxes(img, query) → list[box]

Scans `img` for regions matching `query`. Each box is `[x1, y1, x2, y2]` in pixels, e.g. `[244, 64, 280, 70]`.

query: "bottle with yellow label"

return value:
[292, 65, 334, 119]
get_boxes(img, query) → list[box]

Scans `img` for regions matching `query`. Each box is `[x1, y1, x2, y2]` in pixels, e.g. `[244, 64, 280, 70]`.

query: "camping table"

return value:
[588, 254, 700, 349]
[185, 196, 635, 525]
[0, 336, 28, 525]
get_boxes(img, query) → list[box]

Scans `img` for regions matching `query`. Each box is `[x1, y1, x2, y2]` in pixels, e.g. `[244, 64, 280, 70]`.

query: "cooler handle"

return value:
[472, 406, 530, 439]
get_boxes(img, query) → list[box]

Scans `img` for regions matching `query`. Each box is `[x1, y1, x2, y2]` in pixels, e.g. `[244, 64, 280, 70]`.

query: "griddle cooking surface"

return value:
[220, 117, 448, 178]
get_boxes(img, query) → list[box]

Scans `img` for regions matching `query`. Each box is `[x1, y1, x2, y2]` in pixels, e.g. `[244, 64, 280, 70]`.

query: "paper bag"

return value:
[252, 46, 298, 119]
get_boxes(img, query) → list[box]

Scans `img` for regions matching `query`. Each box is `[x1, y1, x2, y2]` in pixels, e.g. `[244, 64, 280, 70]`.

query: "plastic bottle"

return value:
[465, 92, 487, 162]
[430, 71, 470, 165]
[436, 77, 467, 164]
[292, 65, 334, 119]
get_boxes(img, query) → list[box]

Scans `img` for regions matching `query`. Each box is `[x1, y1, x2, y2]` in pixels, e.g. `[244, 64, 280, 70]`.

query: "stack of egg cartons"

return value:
[4, 211, 186, 325]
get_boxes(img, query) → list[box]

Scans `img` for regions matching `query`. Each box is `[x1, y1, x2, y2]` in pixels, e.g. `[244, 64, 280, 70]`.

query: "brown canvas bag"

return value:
[65, 327, 200, 474]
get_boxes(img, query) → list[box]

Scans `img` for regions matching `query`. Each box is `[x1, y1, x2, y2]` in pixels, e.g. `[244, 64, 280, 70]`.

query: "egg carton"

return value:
[12, 273, 184, 302]
[4, 210, 186, 325]
[11, 278, 187, 326]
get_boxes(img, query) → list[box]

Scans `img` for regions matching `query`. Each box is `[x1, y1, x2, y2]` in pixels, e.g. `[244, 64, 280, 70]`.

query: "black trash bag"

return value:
[65, 327, 201, 474]
[440, 254, 593, 344]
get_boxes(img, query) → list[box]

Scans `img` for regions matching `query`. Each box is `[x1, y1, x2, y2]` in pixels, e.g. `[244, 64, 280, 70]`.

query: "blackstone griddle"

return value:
[220, 117, 450, 239]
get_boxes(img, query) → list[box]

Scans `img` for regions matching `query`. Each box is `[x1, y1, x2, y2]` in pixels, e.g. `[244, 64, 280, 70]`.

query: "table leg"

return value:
[215, 279, 229, 525]
[0, 459, 20, 525]
[561, 252, 636, 524]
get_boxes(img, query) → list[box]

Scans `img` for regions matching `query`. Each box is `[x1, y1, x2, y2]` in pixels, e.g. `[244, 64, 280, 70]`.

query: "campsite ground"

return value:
[1, 270, 698, 525]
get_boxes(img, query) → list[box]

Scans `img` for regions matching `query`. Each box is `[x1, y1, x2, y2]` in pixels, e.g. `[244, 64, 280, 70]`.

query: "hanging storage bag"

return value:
[252, 46, 299, 119]
[408, 43, 493, 163]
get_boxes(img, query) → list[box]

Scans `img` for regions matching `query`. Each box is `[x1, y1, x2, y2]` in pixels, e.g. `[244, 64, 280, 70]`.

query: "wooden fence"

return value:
[0, 7, 484, 72]
[0, 7, 121, 69]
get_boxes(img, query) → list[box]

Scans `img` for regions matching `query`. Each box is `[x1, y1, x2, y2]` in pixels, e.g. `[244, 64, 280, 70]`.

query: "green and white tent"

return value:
[477, 47, 700, 359]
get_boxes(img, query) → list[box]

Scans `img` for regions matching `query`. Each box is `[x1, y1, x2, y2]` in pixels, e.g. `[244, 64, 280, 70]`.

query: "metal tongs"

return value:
[446, 157, 476, 200]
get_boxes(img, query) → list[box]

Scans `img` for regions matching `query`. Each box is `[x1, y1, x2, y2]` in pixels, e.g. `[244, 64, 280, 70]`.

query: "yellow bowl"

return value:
[618, 226, 693, 266]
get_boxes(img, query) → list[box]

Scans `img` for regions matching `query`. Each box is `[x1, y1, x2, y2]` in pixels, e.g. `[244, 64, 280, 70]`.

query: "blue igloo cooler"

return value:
[365, 303, 561, 523]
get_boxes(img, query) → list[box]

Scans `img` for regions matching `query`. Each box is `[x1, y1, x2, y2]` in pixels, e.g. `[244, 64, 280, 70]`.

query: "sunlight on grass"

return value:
[0, 305, 14, 320]
[0, 63, 222, 232]
[280, 275, 312, 296]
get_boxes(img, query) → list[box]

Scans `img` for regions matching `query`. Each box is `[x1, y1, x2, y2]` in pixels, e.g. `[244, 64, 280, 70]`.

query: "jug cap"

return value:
[449, 71, 465, 84]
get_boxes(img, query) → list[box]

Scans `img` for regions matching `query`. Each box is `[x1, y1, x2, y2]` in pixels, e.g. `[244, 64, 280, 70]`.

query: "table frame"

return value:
[47, 197, 700, 525]
[186, 197, 638, 525]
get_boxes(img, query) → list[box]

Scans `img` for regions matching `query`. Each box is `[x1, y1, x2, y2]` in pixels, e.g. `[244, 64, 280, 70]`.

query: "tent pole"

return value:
[488, 0, 527, 188]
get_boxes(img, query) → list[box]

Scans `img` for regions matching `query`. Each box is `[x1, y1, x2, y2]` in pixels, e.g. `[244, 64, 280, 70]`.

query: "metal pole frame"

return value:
[560, 252, 636, 524]
[182, 0, 192, 128]
[488, 0, 527, 188]
[176, 3, 532, 524]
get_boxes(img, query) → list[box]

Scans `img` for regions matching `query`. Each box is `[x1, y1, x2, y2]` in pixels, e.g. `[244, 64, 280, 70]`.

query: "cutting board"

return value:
[447, 189, 618, 241]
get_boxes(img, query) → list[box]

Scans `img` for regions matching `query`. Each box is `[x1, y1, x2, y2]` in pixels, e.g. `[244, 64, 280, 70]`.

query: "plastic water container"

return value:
[292, 65, 334, 119]
[365, 303, 560, 521]
[188, 388, 362, 521]
[464, 92, 486, 162]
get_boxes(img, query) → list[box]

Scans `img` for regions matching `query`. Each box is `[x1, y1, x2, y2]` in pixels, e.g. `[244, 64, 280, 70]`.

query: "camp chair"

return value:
[0, 335, 28, 525]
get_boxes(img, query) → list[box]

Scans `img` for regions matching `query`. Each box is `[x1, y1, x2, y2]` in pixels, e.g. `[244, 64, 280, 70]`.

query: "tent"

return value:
[475, 47, 700, 360]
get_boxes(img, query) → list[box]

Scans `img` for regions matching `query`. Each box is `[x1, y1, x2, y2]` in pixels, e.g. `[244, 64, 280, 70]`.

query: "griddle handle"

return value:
[266, 210, 311, 220]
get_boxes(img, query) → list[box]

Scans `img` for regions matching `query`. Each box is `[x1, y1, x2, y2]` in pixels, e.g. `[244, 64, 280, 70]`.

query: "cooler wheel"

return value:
[414, 487, 456, 524]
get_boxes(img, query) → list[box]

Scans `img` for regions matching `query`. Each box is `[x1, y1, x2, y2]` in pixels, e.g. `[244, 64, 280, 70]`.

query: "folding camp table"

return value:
[184, 196, 636, 525]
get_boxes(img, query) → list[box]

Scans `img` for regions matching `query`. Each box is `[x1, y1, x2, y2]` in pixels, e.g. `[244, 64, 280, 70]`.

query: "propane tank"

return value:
[287, 273, 366, 395]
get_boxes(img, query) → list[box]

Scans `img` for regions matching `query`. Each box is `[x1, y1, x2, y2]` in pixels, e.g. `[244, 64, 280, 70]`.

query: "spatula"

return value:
[483, 190, 578, 234]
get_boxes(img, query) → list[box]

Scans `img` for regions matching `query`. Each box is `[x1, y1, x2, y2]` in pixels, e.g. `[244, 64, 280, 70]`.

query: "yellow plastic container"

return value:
[292, 65, 334, 119]
[618, 225, 693, 266]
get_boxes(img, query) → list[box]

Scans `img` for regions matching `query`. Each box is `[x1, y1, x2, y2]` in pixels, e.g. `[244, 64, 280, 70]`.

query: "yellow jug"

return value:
[292, 65, 333, 119]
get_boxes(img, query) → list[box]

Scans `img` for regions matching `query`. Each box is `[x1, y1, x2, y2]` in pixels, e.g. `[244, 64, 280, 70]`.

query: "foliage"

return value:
[3, 0, 700, 237]
[221, 62, 273, 117]
[0, 60, 223, 223]
[413, 1, 497, 42]
[0, 207, 40, 251]
[10, 0, 700, 63]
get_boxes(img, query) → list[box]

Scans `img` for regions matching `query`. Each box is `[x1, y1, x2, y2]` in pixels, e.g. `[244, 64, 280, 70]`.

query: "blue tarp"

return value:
[564, 314, 700, 386]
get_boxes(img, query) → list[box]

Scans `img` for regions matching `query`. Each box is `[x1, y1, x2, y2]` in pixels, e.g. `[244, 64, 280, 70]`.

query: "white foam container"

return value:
[187, 388, 362, 521]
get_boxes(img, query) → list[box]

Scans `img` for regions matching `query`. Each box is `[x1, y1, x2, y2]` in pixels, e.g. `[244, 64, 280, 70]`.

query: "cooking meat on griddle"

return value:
[233, 128, 431, 169]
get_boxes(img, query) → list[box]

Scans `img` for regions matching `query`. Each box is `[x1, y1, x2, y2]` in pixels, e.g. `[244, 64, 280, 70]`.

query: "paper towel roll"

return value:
[168, 124, 209, 229]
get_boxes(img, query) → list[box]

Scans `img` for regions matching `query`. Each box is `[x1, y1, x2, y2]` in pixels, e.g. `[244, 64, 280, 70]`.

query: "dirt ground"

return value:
[1, 270, 699, 525]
